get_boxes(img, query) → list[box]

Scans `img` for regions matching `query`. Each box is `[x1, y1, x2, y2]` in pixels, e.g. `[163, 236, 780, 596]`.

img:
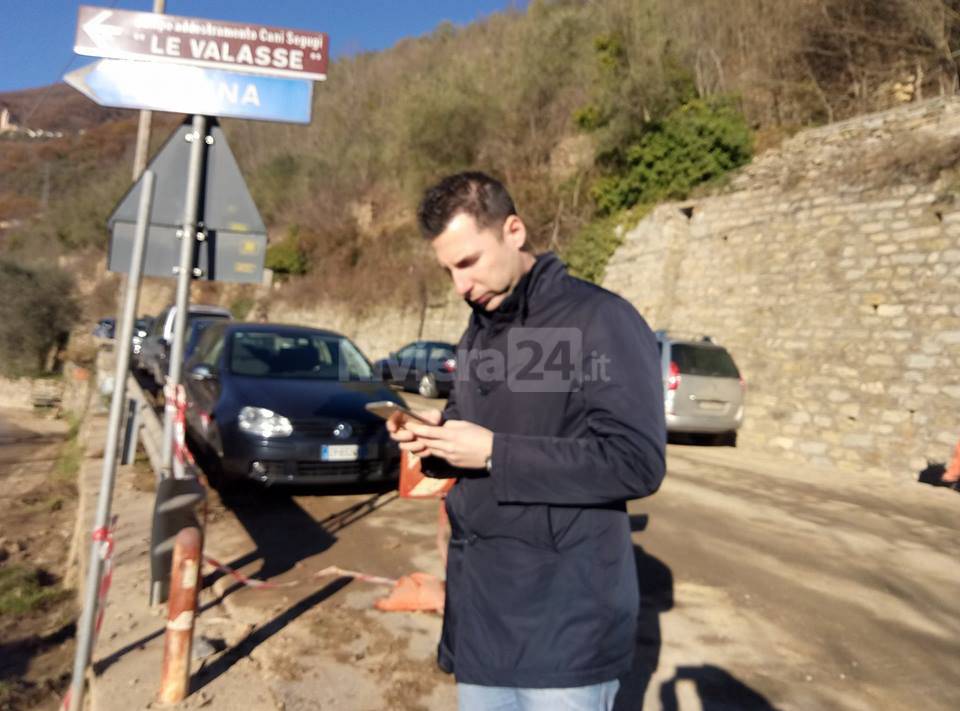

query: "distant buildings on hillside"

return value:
[0, 106, 64, 140]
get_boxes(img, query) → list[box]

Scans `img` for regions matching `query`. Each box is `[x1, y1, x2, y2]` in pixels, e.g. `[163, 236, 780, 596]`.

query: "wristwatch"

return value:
[485, 455, 493, 472]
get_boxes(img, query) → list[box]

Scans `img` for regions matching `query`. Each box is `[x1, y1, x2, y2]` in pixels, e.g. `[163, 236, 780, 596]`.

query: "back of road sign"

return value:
[107, 117, 267, 283]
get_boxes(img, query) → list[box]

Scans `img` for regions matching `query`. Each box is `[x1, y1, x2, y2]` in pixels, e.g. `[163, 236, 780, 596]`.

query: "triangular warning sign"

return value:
[107, 117, 267, 283]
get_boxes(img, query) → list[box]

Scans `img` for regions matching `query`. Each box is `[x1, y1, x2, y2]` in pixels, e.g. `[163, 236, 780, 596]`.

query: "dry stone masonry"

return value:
[604, 97, 960, 479]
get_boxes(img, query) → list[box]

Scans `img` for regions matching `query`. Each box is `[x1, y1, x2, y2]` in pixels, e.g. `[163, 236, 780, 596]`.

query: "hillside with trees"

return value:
[1, 0, 959, 375]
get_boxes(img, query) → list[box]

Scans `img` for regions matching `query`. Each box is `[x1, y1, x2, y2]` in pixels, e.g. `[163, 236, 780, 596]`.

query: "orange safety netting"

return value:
[374, 572, 446, 612]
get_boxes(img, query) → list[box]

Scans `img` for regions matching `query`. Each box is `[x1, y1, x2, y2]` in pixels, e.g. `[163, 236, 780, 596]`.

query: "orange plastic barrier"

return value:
[944, 434, 960, 483]
[375, 572, 445, 612]
[398, 451, 455, 499]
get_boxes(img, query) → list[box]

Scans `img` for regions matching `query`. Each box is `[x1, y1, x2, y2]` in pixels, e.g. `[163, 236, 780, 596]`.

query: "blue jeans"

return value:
[457, 680, 620, 711]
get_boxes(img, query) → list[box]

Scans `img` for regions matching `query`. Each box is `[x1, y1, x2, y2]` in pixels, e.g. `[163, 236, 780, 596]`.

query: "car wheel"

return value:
[418, 373, 439, 399]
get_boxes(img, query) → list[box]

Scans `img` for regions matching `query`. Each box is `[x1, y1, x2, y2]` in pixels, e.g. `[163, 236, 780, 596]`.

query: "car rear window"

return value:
[189, 311, 230, 323]
[671, 344, 740, 378]
[429, 346, 455, 361]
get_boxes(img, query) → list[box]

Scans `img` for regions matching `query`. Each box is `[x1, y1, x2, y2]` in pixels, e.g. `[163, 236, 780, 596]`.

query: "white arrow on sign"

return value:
[82, 10, 123, 49]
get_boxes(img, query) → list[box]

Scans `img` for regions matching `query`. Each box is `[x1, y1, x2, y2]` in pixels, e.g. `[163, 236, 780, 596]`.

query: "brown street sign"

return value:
[74, 5, 328, 81]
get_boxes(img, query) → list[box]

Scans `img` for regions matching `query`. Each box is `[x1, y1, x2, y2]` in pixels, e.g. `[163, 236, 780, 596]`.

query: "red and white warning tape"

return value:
[314, 565, 397, 587]
[166, 383, 196, 479]
[91, 518, 118, 639]
[60, 516, 118, 711]
[201, 556, 397, 590]
[203, 555, 300, 589]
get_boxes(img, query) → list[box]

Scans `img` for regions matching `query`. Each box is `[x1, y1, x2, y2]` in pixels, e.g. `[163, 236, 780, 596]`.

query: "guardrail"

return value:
[124, 374, 164, 476]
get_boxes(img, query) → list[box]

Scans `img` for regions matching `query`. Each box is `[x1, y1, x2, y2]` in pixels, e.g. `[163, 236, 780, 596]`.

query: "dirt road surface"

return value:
[82, 390, 959, 711]
[624, 444, 959, 710]
[0, 409, 77, 710]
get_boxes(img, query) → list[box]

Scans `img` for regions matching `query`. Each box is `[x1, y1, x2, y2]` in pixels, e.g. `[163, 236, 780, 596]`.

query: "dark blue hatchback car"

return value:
[183, 322, 404, 488]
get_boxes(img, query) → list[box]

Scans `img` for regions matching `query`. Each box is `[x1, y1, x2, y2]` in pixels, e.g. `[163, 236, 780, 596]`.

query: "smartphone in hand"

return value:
[365, 401, 433, 424]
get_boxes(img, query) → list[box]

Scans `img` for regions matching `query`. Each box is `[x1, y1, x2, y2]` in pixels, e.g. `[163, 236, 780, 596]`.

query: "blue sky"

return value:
[0, 1, 527, 92]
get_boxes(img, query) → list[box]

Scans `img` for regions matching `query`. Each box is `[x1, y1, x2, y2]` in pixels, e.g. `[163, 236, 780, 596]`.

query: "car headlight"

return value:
[238, 407, 292, 438]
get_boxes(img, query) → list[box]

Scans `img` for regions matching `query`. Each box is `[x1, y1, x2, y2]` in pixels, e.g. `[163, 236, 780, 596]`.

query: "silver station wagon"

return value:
[655, 330, 745, 445]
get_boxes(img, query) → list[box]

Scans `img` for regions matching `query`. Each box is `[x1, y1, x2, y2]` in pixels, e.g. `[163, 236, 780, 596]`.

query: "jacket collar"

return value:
[469, 252, 565, 331]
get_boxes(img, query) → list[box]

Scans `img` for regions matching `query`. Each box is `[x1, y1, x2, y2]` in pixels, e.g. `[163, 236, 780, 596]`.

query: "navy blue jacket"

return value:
[428, 253, 666, 688]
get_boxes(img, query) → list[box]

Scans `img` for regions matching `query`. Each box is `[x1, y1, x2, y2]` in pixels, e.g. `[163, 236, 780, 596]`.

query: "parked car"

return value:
[139, 304, 232, 385]
[655, 330, 745, 445]
[374, 340, 457, 398]
[183, 322, 403, 487]
[131, 316, 154, 357]
[93, 317, 116, 339]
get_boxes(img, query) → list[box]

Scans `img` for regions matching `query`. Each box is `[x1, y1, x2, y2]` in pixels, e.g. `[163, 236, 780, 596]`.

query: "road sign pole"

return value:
[67, 170, 156, 711]
[161, 114, 208, 478]
[131, 0, 165, 181]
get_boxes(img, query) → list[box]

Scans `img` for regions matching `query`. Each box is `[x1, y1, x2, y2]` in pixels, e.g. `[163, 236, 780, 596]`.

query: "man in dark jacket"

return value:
[388, 171, 666, 710]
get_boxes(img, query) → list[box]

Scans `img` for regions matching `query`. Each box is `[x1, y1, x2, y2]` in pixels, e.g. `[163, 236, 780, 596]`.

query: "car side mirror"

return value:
[190, 364, 217, 381]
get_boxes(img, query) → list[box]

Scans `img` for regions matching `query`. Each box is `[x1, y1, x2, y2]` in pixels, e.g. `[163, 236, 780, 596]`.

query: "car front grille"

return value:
[289, 418, 382, 439]
[252, 460, 395, 479]
[296, 460, 388, 478]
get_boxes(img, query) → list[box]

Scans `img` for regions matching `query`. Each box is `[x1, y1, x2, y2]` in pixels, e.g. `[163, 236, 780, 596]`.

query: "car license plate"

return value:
[322, 444, 359, 462]
[698, 400, 724, 411]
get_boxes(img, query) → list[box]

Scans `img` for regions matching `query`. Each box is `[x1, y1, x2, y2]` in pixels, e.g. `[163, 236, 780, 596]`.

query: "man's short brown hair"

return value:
[417, 171, 517, 239]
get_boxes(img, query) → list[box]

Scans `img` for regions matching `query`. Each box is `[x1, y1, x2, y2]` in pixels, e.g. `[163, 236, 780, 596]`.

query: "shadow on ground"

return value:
[917, 461, 959, 492]
[188, 477, 397, 691]
[92, 466, 395, 681]
[659, 665, 779, 710]
[0, 620, 75, 705]
[614, 515, 777, 710]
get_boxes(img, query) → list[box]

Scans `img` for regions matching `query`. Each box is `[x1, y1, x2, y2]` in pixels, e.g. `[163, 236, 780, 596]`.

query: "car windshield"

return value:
[672, 344, 740, 378]
[229, 330, 374, 380]
[185, 319, 218, 357]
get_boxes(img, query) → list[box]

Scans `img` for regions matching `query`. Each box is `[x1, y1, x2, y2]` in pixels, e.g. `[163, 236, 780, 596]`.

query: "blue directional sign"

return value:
[65, 58, 312, 123]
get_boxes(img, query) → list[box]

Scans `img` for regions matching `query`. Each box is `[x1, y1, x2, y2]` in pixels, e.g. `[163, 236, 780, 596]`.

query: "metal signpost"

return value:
[132, 0, 166, 182]
[67, 171, 156, 711]
[65, 5, 323, 710]
[164, 113, 208, 479]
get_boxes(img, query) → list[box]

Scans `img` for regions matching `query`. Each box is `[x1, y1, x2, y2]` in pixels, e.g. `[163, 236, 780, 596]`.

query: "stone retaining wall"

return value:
[604, 97, 960, 478]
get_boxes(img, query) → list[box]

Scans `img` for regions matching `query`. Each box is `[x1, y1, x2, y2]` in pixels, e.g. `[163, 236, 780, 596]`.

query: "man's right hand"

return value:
[386, 408, 443, 456]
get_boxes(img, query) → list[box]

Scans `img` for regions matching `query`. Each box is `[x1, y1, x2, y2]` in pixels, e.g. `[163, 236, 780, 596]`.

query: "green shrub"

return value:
[563, 208, 649, 284]
[229, 295, 256, 320]
[52, 414, 82, 491]
[0, 260, 80, 377]
[401, 84, 492, 181]
[0, 565, 69, 615]
[574, 104, 609, 132]
[265, 226, 308, 278]
[592, 97, 753, 215]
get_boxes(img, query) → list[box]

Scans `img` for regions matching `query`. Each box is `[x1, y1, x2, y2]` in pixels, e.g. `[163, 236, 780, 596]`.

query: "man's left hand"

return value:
[405, 419, 494, 470]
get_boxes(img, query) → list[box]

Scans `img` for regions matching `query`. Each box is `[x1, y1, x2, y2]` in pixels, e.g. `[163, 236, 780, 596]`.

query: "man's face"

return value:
[431, 212, 526, 311]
